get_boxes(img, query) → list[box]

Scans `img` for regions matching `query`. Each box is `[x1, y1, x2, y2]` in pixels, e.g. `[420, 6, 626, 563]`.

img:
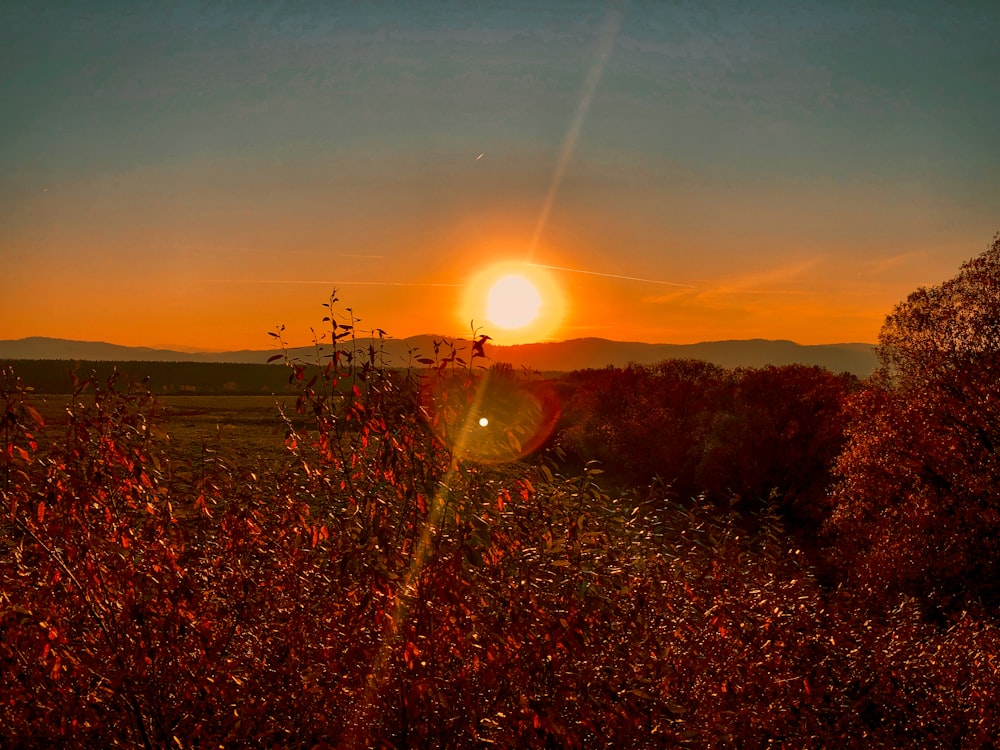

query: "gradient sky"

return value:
[2, 1, 998, 350]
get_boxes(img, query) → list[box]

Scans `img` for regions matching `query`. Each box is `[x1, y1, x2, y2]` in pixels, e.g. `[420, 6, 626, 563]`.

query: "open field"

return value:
[28, 394, 296, 467]
[154, 395, 296, 467]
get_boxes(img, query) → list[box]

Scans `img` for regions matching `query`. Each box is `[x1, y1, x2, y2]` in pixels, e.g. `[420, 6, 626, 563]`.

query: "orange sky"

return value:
[2, 3, 998, 352]
[3, 154, 992, 350]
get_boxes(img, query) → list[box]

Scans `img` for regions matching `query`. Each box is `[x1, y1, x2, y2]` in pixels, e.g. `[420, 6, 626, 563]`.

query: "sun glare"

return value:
[486, 275, 542, 329]
[461, 262, 565, 344]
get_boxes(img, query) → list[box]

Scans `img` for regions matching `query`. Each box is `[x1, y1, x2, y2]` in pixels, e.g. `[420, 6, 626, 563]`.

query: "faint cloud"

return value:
[209, 279, 459, 287]
[643, 257, 824, 305]
[857, 251, 926, 277]
[707, 257, 824, 296]
[641, 287, 698, 305]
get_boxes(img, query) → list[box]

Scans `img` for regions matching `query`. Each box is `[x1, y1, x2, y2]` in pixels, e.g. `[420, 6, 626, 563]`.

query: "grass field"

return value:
[155, 395, 294, 465]
[30, 393, 298, 469]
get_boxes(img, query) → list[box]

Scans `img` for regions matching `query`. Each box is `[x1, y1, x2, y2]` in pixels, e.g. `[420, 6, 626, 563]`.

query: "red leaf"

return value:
[25, 405, 45, 428]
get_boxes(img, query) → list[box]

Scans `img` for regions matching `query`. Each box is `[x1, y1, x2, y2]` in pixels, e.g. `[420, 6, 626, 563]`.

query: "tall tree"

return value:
[828, 233, 1000, 611]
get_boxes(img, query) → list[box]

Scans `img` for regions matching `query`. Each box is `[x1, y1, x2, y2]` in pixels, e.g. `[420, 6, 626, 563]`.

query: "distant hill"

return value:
[0, 335, 878, 377]
[0, 337, 284, 364]
[490, 338, 878, 376]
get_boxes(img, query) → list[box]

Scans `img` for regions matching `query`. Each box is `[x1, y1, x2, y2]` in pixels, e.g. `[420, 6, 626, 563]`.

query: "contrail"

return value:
[527, 262, 693, 287]
[209, 279, 460, 287]
[527, 3, 624, 259]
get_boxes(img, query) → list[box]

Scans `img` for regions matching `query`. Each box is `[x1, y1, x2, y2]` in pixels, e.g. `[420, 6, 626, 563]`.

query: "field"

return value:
[27, 392, 296, 477]
[154, 395, 295, 466]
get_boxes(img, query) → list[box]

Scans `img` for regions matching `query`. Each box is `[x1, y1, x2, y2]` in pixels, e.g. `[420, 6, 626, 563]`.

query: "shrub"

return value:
[4, 293, 1000, 747]
[696, 365, 859, 522]
[557, 360, 726, 494]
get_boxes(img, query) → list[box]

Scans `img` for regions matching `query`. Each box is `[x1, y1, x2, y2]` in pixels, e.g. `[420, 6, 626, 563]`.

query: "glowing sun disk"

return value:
[460, 261, 566, 344]
[487, 275, 542, 329]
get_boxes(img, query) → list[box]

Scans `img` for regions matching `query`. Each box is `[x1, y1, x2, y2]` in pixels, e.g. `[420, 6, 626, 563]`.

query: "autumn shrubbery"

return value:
[556, 360, 858, 529]
[5, 243, 1000, 749]
[826, 233, 1000, 614]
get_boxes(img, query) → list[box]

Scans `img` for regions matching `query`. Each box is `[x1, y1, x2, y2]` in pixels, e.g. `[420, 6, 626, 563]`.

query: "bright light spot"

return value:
[486, 275, 542, 330]
[460, 261, 566, 345]
[478, 417, 489, 427]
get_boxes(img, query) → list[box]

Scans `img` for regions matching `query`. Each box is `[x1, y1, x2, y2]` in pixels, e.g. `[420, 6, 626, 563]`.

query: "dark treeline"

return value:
[554, 361, 857, 523]
[0, 359, 296, 395]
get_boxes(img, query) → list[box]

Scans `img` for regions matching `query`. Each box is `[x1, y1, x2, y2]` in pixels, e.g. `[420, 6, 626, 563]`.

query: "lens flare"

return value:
[419, 369, 560, 464]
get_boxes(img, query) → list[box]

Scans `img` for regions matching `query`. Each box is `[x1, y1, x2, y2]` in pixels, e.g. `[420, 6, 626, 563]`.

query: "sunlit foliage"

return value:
[828, 233, 1000, 612]
[3, 273, 1000, 746]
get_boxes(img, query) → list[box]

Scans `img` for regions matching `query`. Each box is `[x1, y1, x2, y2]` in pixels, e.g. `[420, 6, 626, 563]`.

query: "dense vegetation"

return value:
[3, 236, 1000, 748]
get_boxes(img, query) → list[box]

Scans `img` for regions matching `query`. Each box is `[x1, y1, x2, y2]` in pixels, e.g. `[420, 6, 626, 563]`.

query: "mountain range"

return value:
[0, 336, 878, 377]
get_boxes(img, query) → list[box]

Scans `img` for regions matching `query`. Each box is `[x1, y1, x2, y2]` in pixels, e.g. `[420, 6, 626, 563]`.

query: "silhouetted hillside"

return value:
[0, 337, 285, 364]
[0, 335, 877, 377]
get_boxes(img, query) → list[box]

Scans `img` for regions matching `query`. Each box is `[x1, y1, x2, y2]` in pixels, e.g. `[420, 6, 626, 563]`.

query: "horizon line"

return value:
[1, 333, 879, 354]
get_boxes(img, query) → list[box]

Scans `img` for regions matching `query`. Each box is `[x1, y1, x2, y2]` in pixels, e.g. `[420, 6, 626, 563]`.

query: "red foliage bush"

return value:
[557, 361, 857, 523]
[696, 365, 858, 521]
[556, 360, 728, 495]
[3, 293, 1000, 747]
[828, 234, 1000, 611]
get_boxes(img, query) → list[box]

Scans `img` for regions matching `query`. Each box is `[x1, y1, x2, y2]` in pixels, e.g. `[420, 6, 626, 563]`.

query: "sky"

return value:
[2, 1, 998, 350]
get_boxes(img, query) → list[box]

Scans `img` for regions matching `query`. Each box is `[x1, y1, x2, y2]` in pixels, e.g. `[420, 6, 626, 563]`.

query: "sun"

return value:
[461, 261, 565, 344]
[486, 274, 542, 329]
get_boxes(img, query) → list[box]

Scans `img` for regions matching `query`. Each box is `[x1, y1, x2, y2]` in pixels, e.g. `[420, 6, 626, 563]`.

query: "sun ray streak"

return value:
[208, 279, 461, 287]
[343, 378, 491, 748]
[527, 3, 624, 260]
